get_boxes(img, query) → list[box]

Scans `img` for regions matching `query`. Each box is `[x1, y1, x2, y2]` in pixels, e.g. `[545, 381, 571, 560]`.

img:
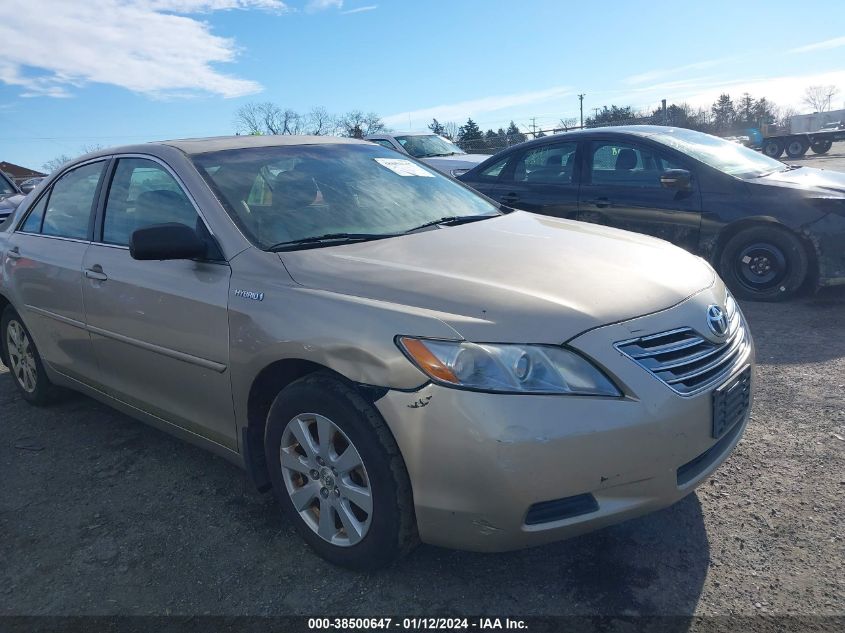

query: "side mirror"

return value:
[129, 223, 207, 261]
[660, 169, 692, 190]
[20, 183, 35, 194]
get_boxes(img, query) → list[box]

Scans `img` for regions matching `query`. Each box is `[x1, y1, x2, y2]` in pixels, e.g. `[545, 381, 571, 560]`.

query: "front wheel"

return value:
[718, 226, 809, 301]
[264, 372, 417, 569]
[1, 306, 58, 405]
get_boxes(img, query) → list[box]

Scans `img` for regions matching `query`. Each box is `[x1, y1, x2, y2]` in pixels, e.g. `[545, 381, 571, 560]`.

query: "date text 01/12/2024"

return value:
[307, 618, 527, 630]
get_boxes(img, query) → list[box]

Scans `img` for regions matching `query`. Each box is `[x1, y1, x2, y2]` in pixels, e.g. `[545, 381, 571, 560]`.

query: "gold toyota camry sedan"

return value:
[0, 136, 753, 569]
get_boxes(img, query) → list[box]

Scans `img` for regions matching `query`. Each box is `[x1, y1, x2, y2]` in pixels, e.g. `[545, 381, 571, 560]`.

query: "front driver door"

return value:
[496, 141, 580, 219]
[578, 139, 702, 252]
[81, 156, 237, 449]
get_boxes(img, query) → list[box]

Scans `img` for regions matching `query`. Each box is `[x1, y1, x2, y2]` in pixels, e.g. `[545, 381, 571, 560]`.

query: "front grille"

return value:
[615, 296, 750, 396]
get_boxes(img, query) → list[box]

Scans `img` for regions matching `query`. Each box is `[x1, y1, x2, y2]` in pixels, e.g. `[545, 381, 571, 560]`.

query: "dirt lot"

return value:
[2, 152, 845, 619]
[789, 148, 845, 172]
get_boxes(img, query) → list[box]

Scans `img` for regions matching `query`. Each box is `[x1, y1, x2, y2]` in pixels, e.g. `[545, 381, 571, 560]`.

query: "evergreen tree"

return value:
[711, 94, 736, 132]
[457, 118, 484, 151]
[737, 93, 756, 125]
[428, 118, 445, 135]
[505, 121, 526, 146]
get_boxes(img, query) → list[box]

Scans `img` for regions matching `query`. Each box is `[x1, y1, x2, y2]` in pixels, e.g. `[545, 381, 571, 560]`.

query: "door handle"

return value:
[588, 197, 610, 208]
[501, 192, 519, 204]
[6, 247, 21, 260]
[84, 267, 108, 282]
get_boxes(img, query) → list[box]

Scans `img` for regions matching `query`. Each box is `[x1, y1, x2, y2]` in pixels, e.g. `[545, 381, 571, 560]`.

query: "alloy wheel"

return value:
[279, 413, 373, 547]
[6, 320, 37, 393]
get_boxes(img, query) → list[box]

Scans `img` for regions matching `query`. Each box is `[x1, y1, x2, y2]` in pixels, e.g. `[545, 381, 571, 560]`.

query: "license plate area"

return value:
[712, 365, 751, 439]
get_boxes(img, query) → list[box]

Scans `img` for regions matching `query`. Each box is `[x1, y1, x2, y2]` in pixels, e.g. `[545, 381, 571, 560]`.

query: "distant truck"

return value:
[760, 109, 845, 159]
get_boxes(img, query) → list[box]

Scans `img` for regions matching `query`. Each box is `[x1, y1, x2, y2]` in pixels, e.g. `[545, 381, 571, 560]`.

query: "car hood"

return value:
[421, 153, 491, 172]
[280, 212, 715, 343]
[753, 166, 845, 196]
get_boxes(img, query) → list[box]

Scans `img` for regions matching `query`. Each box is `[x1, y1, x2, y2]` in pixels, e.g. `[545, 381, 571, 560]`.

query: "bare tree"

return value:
[234, 102, 266, 135]
[305, 106, 334, 135]
[42, 154, 74, 173]
[441, 121, 460, 141]
[336, 110, 386, 138]
[776, 105, 799, 130]
[802, 85, 840, 113]
[556, 117, 578, 132]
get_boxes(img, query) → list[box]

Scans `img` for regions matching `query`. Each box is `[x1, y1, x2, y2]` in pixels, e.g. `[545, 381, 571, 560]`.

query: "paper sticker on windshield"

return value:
[374, 158, 435, 177]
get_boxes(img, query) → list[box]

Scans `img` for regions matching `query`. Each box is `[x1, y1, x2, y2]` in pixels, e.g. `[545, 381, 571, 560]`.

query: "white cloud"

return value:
[623, 58, 730, 86]
[341, 5, 377, 14]
[0, 0, 287, 99]
[789, 36, 845, 53]
[305, 0, 342, 12]
[384, 86, 572, 129]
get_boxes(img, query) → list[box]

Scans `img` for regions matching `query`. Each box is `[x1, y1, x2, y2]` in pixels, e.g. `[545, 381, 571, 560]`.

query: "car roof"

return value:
[160, 134, 368, 155]
[504, 125, 691, 150]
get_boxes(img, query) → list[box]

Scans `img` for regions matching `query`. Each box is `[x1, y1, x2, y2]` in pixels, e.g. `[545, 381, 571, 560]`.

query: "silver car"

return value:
[365, 132, 490, 177]
[0, 136, 754, 569]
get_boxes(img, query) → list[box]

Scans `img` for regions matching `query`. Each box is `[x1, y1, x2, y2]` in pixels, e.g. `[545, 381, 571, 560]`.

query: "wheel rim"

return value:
[764, 143, 780, 157]
[735, 242, 788, 291]
[280, 413, 372, 547]
[6, 320, 37, 393]
[787, 141, 804, 155]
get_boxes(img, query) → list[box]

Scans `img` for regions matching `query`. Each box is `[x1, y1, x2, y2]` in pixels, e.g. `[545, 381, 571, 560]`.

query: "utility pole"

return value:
[661, 99, 667, 125]
[529, 117, 538, 138]
[578, 93, 585, 128]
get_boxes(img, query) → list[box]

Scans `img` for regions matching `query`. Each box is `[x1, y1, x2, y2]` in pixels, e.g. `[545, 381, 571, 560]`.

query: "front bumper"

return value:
[375, 285, 755, 552]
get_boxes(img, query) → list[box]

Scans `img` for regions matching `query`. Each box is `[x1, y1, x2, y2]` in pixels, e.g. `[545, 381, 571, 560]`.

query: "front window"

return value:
[650, 128, 785, 178]
[0, 172, 16, 196]
[192, 143, 499, 250]
[394, 134, 465, 159]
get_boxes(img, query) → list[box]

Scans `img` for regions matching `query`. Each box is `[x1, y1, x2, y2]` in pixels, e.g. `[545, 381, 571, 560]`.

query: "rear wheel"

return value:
[810, 139, 833, 154]
[762, 139, 783, 158]
[784, 138, 809, 159]
[718, 226, 809, 302]
[1, 306, 58, 405]
[264, 372, 417, 569]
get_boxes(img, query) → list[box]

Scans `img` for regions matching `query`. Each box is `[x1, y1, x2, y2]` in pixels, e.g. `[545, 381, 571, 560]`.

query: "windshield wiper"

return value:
[404, 214, 498, 234]
[424, 152, 464, 157]
[268, 232, 397, 252]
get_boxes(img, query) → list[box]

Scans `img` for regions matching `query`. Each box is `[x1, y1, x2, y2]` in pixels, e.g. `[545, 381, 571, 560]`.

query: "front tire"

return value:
[810, 139, 832, 155]
[762, 139, 783, 158]
[784, 138, 809, 159]
[718, 226, 809, 301]
[264, 372, 417, 569]
[1, 306, 57, 405]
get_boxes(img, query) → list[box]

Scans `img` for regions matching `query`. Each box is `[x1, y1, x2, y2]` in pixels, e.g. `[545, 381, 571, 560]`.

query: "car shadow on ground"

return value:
[0, 369, 710, 621]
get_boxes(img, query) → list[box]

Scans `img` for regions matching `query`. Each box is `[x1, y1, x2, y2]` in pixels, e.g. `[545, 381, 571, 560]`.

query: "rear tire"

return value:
[810, 139, 832, 155]
[784, 138, 809, 159]
[718, 226, 809, 302]
[264, 371, 417, 569]
[1, 306, 58, 405]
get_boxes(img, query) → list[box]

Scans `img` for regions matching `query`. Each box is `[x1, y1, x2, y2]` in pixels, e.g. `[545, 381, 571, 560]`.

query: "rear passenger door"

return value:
[577, 139, 702, 251]
[5, 160, 106, 384]
[495, 141, 580, 219]
[81, 156, 237, 449]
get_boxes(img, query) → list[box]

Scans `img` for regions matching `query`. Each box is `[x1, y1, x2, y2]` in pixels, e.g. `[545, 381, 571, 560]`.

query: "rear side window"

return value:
[102, 158, 199, 246]
[41, 162, 105, 239]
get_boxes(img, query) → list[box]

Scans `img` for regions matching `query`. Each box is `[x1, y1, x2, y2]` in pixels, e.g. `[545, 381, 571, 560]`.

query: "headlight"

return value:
[397, 337, 621, 396]
[450, 168, 470, 177]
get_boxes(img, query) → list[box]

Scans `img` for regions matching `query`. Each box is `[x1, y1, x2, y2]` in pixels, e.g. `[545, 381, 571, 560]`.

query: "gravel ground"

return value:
[788, 148, 845, 171]
[1, 287, 843, 619]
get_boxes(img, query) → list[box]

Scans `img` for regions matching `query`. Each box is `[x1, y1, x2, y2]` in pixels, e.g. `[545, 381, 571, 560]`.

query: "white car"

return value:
[365, 132, 490, 177]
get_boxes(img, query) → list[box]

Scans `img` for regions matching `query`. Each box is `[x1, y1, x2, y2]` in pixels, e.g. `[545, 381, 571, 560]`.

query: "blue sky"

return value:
[1, 0, 844, 171]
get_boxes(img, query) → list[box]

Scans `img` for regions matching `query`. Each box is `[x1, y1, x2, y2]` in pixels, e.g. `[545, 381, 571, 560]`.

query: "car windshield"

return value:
[192, 143, 499, 250]
[649, 127, 787, 178]
[394, 134, 466, 158]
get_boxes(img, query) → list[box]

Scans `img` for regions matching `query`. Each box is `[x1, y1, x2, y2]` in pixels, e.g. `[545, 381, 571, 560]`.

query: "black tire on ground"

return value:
[718, 226, 809, 302]
[1, 306, 58, 405]
[784, 138, 810, 159]
[810, 139, 833, 154]
[264, 371, 417, 570]
[762, 139, 783, 158]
